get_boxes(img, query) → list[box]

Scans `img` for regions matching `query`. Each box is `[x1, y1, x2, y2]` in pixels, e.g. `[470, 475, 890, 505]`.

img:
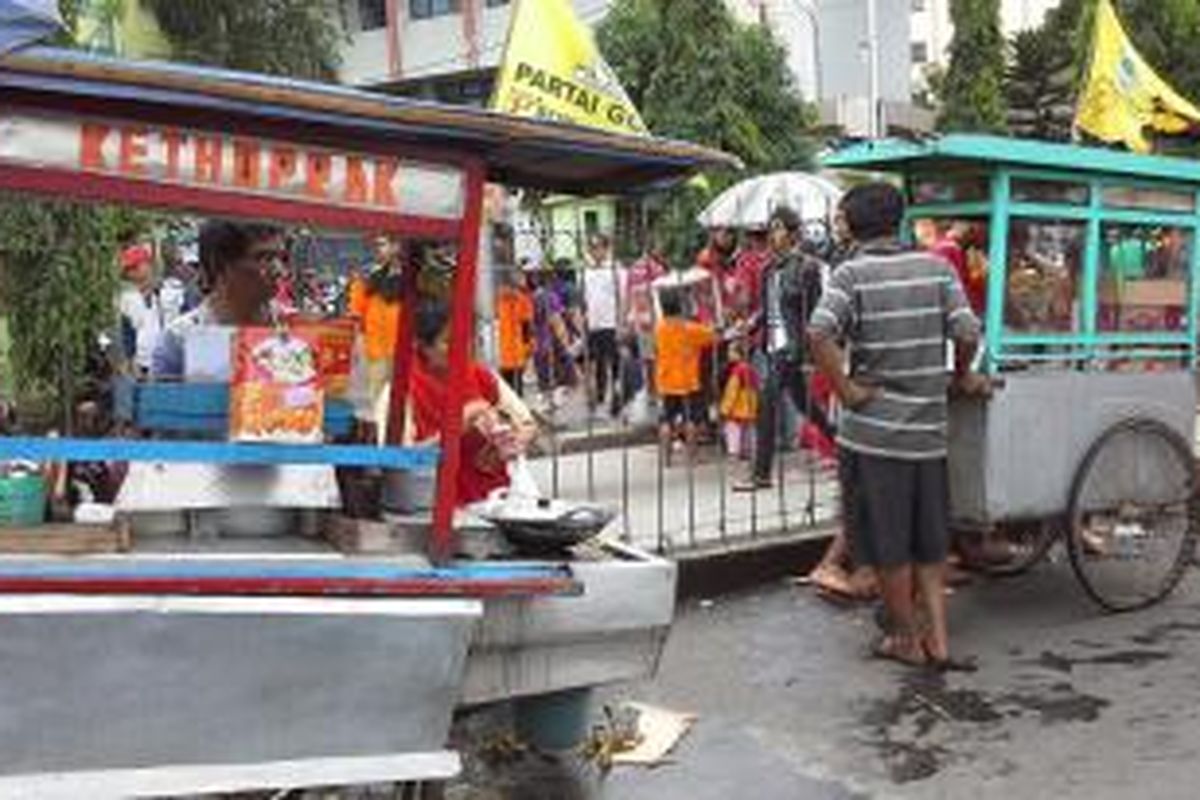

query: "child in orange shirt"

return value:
[495, 270, 535, 396]
[719, 340, 758, 460]
[655, 293, 716, 466]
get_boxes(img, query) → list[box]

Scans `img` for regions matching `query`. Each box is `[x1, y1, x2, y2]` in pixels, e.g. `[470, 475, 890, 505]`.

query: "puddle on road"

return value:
[860, 670, 1110, 784]
[860, 626, 1194, 785]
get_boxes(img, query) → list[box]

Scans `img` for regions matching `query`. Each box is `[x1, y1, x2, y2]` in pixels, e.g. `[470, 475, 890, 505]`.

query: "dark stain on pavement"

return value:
[878, 739, 946, 783]
[1130, 620, 1200, 646]
[999, 685, 1110, 726]
[862, 669, 1111, 783]
[1085, 650, 1172, 667]
[1028, 648, 1172, 673]
[1035, 651, 1075, 673]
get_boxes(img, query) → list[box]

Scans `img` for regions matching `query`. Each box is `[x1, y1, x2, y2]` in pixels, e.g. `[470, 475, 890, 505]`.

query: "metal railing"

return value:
[494, 228, 841, 555]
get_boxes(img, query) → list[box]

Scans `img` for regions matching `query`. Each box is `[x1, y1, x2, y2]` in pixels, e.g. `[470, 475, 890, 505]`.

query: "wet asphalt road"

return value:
[605, 558, 1200, 800]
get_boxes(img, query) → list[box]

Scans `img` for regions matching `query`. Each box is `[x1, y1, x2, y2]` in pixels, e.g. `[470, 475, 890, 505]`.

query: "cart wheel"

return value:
[964, 520, 1060, 578]
[1067, 418, 1197, 613]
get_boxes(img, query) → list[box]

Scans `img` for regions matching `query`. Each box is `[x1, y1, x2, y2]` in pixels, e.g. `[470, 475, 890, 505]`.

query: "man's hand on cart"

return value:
[841, 379, 879, 410]
[952, 372, 995, 399]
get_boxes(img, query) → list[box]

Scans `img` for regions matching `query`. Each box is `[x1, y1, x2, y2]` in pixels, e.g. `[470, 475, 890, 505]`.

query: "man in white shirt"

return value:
[581, 233, 626, 415]
[117, 243, 174, 377]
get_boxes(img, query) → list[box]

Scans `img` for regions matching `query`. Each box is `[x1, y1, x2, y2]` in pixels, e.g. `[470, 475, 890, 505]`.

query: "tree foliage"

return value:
[598, 0, 816, 173]
[596, 0, 818, 260]
[938, 0, 1008, 133]
[1006, 27, 1074, 141]
[0, 201, 142, 427]
[142, 0, 343, 81]
[0, 2, 343, 427]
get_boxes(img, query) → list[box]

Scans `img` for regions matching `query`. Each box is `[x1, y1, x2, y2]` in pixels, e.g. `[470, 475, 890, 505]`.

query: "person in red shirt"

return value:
[730, 228, 771, 321]
[409, 299, 533, 505]
[917, 219, 986, 317]
[625, 242, 668, 393]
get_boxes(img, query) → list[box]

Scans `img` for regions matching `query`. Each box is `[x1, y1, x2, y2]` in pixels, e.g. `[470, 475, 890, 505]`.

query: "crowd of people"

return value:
[490, 209, 844, 483]
[107, 186, 991, 670]
[491, 184, 991, 670]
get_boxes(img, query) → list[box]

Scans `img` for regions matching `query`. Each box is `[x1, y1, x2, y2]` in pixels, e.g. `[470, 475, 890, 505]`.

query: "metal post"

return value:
[789, 0, 823, 102]
[430, 160, 486, 562]
[865, 0, 879, 138]
[657, 417, 666, 553]
[714, 328, 728, 545]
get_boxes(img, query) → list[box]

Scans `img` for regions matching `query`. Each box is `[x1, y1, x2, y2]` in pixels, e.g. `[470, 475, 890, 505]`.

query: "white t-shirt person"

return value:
[582, 256, 627, 332]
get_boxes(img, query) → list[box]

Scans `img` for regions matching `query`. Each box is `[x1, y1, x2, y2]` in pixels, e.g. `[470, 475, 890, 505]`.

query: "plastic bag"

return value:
[508, 454, 542, 499]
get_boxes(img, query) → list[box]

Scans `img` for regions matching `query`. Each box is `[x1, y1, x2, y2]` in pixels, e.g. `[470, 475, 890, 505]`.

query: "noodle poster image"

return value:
[229, 328, 325, 444]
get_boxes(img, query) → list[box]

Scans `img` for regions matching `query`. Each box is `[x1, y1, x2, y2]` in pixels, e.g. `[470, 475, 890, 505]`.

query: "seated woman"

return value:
[381, 298, 536, 506]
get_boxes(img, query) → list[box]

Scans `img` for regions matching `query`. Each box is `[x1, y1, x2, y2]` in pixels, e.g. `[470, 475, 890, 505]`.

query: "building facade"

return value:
[339, 0, 929, 135]
[911, 0, 1061, 97]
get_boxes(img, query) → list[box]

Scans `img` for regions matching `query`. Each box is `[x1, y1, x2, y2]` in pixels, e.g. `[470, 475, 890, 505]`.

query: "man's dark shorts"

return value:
[660, 393, 706, 426]
[843, 450, 949, 567]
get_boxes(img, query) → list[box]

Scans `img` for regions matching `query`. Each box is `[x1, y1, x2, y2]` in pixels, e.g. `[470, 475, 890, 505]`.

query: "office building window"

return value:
[911, 42, 929, 64]
[410, 0, 461, 19]
[358, 0, 388, 29]
[486, 0, 509, 6]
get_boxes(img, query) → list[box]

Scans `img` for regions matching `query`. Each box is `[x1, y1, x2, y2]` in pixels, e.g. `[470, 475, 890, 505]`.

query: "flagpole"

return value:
[1071, 0, 1108, 146]
[488, 0, 525, 111]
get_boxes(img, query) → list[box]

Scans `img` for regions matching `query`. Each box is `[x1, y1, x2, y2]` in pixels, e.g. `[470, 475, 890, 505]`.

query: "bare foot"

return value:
[846, 567, 879, 599]
[810, 564, 855, 598]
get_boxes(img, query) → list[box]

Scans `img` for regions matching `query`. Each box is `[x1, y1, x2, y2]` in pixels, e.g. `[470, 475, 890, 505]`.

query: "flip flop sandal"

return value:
[927, 654, 979, 674]
[869, 635, 927, 668]
[873, 603, 891, 634]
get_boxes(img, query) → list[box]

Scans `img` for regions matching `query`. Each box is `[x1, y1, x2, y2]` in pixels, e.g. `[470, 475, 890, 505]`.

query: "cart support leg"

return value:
[431, 160, 486, 562]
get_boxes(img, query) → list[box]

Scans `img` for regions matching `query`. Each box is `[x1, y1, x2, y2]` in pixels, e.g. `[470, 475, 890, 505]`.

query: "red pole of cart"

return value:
[430, 160, 486, 562]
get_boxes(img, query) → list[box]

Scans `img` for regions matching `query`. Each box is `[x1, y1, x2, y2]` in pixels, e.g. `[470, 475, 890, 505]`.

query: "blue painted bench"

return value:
[0, 381, 438, 470]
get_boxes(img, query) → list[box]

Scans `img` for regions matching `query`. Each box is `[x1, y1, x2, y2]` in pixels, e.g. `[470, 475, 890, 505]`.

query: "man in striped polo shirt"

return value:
[808, 183, 986, 670]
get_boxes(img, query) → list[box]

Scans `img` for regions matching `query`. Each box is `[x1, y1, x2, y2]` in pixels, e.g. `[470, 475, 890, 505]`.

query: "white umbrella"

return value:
[697, 172, 844, 230]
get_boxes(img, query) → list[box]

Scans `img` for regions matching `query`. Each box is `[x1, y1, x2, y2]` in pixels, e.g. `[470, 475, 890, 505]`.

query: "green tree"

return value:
[142, 0, 342, 81]
[0, 1, 344, 428]
[597, 0, 818, 260]
[1006, 27, 1075, 141]
[598, 0, 815, 172]
[938, 0, 1008, 132]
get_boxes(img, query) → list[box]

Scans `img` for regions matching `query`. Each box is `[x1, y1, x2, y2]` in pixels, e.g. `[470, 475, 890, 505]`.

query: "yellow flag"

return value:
[1075, 0, 1200, 153]
[490, 0, 648, 136]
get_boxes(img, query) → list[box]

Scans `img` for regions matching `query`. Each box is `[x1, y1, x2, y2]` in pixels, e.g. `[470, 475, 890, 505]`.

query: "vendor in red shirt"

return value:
[408, 299, 535, 505]
[696, 226, 738, 312]
[916, 219, 987, 317]
[731, 228, 772, 320]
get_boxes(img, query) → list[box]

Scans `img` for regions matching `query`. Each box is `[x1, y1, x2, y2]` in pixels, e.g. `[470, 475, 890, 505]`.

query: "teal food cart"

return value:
[826, 134, 1199, 611]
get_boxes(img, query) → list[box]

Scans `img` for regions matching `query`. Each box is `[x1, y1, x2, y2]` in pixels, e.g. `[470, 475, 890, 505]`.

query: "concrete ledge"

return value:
[674, 526, 837, 600]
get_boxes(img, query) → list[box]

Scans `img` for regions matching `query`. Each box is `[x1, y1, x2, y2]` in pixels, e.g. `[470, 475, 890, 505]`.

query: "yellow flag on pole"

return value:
[1075, 0, 1200, 153]
[490, 0, 648, 136]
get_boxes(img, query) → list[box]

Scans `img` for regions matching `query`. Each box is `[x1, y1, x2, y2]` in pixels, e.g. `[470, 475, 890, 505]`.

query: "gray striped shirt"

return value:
[808, 242, 980, 460]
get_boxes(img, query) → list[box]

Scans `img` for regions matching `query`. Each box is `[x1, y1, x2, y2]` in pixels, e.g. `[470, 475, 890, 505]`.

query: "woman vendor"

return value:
[377, 298, 536, 506]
